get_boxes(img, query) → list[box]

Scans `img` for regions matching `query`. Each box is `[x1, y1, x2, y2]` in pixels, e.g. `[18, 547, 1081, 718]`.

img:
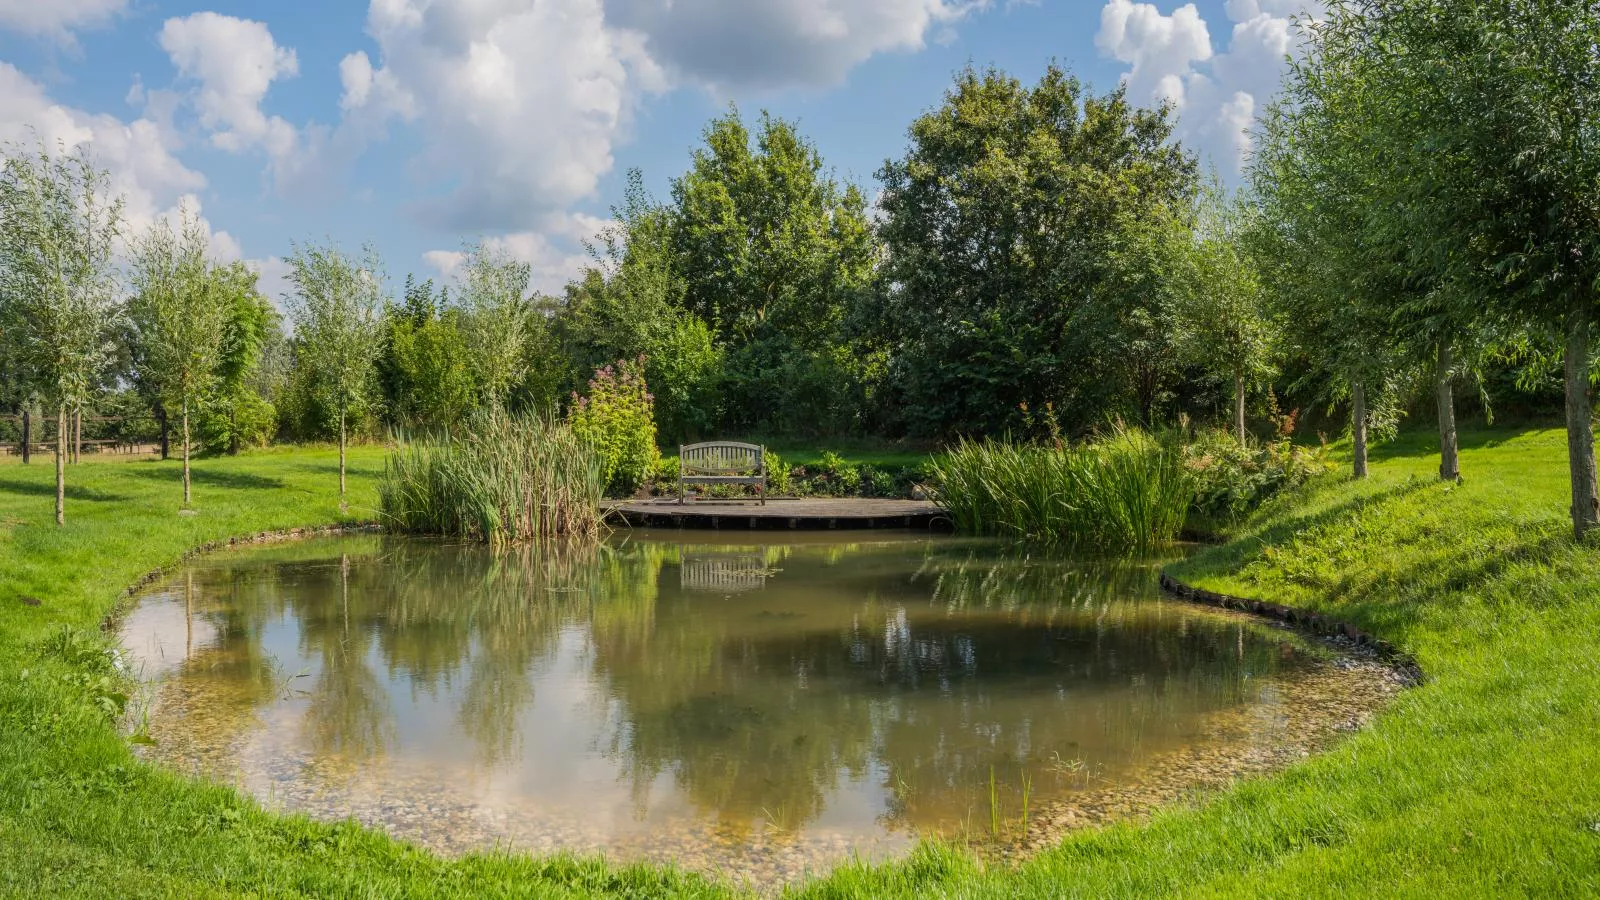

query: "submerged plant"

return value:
[378, 410, 606, 546]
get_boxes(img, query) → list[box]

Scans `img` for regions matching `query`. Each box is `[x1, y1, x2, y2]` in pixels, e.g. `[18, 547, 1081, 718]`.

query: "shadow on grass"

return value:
[119, 467, 287, 491]
[0, 475, 130, 503]
[1367, 425, 1547, 463]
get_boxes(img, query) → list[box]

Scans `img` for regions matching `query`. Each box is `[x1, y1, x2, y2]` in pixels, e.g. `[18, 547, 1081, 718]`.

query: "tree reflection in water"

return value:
[125, 532, 1320, 854]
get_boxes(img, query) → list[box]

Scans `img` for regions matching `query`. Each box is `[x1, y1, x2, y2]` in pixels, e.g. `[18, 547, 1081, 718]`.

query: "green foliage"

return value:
[285, 242, 386, 434]
[379, 411, 604, 546]
[762, 450, 790, 496]
[455, 241, 541, 410]
[668, 109, 878, 434]
[1183, 427, 1334, 527]
[1167, 187, 1279, 439]
[379, 278, 477, 431]
[563, 171, 724, 444]
[931, 428, 1194, 552]
[874, 65, 1198, 438]
[568, 356, 659, 497]
[195, 389, 276, 454]
[0, 142, 123, 412]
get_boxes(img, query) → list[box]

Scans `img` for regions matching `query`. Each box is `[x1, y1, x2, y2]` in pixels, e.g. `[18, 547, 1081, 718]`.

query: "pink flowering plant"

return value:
[568, 355, 660, 496]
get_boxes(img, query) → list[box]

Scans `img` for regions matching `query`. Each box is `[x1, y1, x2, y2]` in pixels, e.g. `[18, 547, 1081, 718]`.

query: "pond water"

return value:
[119, 532, 1399, 888]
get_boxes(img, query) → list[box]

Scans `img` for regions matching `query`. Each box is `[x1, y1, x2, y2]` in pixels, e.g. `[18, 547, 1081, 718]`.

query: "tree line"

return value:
[2, 5, 1593, 533]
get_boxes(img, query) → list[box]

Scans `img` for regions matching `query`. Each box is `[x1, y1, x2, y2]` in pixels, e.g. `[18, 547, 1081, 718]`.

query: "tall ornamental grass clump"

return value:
[931, 428, 1193, 553]
[379, 412, 606, 545]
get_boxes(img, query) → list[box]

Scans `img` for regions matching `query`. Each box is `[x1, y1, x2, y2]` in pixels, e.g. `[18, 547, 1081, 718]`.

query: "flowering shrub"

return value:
[1183, 426, 1333, 526]
[569, 356, 659, 497]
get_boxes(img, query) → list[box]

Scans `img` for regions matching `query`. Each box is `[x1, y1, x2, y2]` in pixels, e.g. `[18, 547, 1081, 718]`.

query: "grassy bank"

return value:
[0, 447, 719, 898]
[2, 430, 1597, 896]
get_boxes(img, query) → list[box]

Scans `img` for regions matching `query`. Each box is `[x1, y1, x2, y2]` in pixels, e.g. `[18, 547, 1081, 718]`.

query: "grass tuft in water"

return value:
[930, 426, 1192, 552]
[378, 411, 606, 546]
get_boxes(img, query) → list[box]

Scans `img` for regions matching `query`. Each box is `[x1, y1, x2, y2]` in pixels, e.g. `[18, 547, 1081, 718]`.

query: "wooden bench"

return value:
[678, 441, 766, 505]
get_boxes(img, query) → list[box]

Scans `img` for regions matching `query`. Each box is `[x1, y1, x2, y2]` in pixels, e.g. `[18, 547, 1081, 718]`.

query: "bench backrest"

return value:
[680, 441, 764, 475]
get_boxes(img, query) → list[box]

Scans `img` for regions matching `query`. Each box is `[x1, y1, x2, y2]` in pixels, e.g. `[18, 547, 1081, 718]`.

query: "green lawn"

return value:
[2, 430, 1597, 897]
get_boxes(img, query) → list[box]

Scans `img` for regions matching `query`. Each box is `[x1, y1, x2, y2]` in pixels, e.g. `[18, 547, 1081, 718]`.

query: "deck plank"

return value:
[604, 498, 944, 530]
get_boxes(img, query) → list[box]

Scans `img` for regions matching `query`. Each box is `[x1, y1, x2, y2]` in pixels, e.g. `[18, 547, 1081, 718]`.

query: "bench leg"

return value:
[678, 476, 684, 505]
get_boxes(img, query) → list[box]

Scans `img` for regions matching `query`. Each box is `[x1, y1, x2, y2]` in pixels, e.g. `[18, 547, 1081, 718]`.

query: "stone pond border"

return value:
[1158, 570, 1423, 679]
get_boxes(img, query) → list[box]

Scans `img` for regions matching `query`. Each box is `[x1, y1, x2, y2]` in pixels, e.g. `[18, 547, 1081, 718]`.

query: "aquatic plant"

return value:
[929, 427, 1193, 553]
[378, 411, 606, 545]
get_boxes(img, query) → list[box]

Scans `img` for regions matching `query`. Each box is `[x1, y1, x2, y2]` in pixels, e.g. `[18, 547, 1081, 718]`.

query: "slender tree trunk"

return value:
[20, 409, 29, 465]
[72, 408, 80, 464]
[1564, 298, 1598, 539]
[55, 404, 65, 526]
[338, 408, 347, 498]
[158, 404, 170, 460]
[1234, 367, 1247, 444]
[182, 399, 192, 508]
[1436, 339, 1460, 482]
[1352, 378, 1369, 480]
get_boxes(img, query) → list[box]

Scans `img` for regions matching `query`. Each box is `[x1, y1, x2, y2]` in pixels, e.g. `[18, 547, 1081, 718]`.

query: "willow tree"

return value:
[0, 143, 122, 525]
[287, 242, 385, 498]
[1170, 189, 1278, 444]
[1311, 1, 1600, 534]
[130, 209, 230, 507]
[456, 242, 537, 411]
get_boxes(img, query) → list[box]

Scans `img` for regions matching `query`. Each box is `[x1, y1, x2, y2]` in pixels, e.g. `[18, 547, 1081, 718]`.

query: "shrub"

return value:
[378, 411, 604, 546]
[1184, 429, 1334, 526]
[568, 356, 659, 497]
[763, 450, 791, 496]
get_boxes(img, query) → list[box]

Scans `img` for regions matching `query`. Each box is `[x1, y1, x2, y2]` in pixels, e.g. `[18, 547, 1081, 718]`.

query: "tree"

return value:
[0, 142, 122, 525]
[378, 278, 475, 431]
[1327, 1, 1600, 532]
[286, 242, 385, 499]
[874, 65, 1198, 438]
[668, 110, 877, 433]
[129, 208, 231, 506]
[456, 242, 537, 411]
[201, 263, 279, 455]
[1170, 189, 1278, 443]
[564, 170, 723, 443]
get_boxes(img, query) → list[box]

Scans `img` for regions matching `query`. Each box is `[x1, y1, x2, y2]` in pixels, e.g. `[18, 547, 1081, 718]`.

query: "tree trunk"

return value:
[1234, 368, 1247, 444]
[20, 409, 29, 465]
[158, 406, 170, 460]
[1563, 297, 1598, 539]
[1352, 379, 1369, 480]
[1437, 340, 1460, 481]
[54, 404, 65, 526]
[72, 408, 80, 464]
[339, 408, 347, 498]
[182, 399, 192, 508]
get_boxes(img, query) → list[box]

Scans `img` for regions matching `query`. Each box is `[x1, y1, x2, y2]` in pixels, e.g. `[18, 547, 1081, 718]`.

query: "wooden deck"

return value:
[604, 497, 946, 531]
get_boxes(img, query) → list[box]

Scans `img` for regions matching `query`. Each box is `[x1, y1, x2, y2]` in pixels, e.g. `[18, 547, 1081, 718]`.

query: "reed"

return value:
[378, 411, 606, 546]
[930, 426, 1192, 553]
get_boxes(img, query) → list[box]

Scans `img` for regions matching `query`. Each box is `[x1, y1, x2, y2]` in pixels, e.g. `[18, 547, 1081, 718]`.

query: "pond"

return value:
[119, 532, 1402, 888]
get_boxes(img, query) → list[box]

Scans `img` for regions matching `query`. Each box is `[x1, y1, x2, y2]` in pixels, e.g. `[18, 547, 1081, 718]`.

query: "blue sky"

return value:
[0, 0, 1318, 300]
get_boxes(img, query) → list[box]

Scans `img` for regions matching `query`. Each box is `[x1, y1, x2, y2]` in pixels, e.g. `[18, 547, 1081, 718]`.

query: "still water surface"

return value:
[121, 532, 1381, 886]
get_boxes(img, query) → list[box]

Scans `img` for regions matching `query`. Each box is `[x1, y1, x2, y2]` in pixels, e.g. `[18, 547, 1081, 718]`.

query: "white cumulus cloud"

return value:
[1096, 0, 1322, 176]
[0, 0, 125, 39]
[159, 13, 300, 165]
[603, 0, 986, 90]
